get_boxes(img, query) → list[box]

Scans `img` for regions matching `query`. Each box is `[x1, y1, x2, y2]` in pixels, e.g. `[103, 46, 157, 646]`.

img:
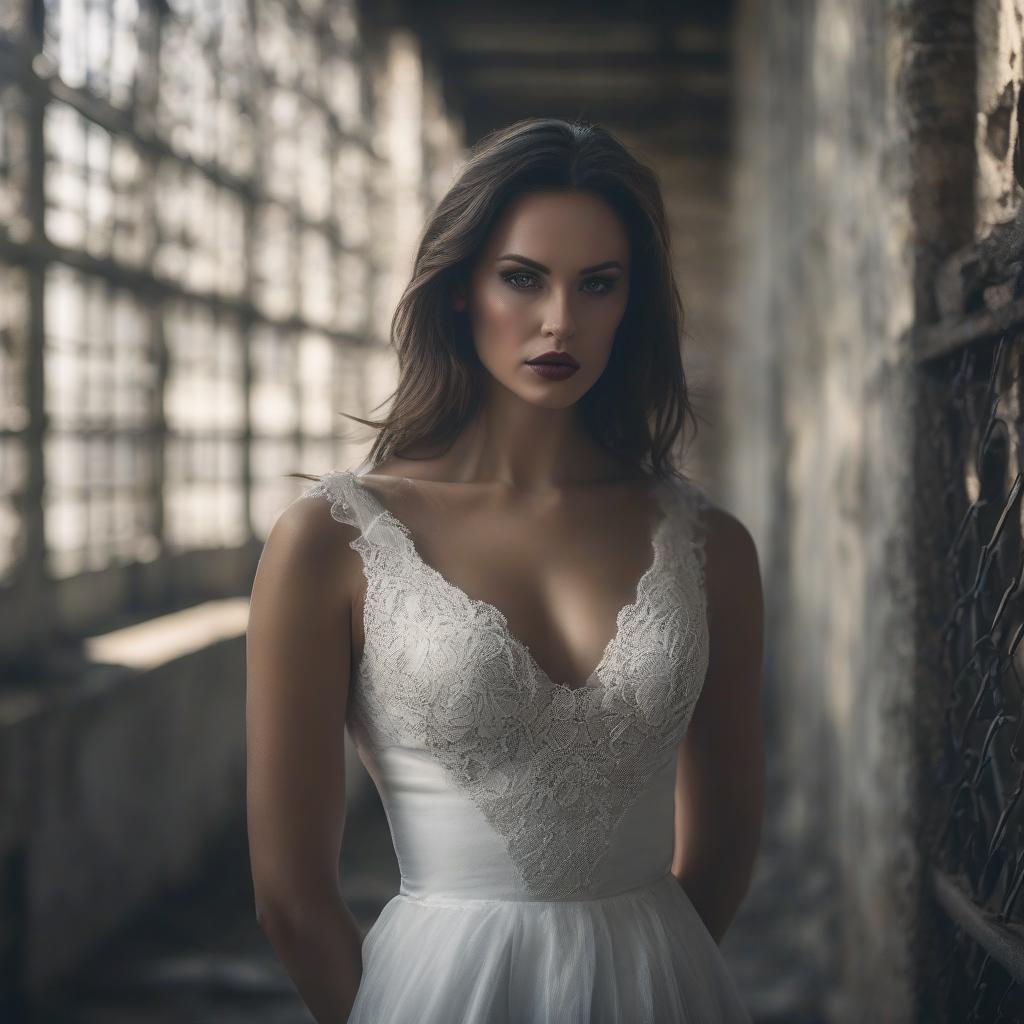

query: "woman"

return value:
[246, 117, 764, 1023]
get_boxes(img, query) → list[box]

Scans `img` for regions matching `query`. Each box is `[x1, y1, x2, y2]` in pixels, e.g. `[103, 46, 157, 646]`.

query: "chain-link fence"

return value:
[920, 298, 1024, 1021]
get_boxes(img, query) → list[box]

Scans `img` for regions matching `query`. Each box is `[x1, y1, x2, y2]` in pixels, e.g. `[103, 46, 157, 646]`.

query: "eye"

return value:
[500, 270, 539, 290]
[501, 271, 619, 295]
[582, 276, 617, 295]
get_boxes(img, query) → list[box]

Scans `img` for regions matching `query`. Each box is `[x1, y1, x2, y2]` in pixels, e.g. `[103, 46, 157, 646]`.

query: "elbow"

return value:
[253, 883, 342, 936]
[254, 891, 294, 936]
[254, 893, 279, 931]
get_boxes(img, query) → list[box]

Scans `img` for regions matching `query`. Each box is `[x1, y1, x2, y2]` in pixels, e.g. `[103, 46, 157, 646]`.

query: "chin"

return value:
[518, 379, 594, 409]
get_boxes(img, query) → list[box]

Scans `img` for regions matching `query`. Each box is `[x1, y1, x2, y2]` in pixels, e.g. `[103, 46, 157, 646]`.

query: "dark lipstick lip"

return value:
[525, 350, 580, 369]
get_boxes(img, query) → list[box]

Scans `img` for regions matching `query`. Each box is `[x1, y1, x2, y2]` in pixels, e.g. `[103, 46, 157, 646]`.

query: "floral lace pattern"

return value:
[302, 467, 711, 898]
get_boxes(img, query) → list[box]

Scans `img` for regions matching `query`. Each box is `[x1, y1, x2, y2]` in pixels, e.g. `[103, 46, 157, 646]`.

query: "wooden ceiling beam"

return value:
[446, 51, 729, 75]
[459, 98, 731, 154]
[438, 21, 731, 57]
[454, 66, 730, 101]
[362, 0, 737, 157]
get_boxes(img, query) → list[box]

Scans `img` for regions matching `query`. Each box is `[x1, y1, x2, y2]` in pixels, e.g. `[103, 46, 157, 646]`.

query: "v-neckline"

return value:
[347, 468, 674, 696]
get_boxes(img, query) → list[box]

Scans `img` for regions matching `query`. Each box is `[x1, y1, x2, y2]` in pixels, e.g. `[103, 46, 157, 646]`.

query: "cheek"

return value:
[589, 293, 628, 331]
[580, 294, 629, 352]
[471, 283, 531, 347]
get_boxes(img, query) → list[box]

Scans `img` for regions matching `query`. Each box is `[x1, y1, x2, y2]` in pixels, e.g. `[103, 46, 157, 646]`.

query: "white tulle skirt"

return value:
[347, 870, 752, 1023]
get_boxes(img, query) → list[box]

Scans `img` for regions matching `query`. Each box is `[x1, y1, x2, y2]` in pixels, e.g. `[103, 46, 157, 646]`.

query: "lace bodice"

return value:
[302, 465, 712, 900]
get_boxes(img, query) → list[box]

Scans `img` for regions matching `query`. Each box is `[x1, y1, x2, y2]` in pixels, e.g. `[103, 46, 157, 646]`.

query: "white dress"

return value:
[303, 462, 753, 1023]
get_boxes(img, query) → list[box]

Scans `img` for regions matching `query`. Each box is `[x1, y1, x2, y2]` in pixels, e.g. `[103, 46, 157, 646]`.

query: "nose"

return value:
[541, 287, 576, 340]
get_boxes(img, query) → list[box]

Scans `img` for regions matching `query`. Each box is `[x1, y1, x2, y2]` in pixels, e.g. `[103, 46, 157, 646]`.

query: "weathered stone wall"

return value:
[975, 0, 1023, 235]
[724, 0, 984, 1018]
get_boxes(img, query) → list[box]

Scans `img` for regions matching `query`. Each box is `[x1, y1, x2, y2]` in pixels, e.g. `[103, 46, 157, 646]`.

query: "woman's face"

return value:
[456, 189, 631, 408]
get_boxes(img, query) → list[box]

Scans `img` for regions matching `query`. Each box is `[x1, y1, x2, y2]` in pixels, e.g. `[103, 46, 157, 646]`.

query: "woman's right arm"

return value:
[245, 490, 365, 1022]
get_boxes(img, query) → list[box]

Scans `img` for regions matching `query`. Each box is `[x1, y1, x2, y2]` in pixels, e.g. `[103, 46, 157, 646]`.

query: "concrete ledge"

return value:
[0, 598, 371, 995]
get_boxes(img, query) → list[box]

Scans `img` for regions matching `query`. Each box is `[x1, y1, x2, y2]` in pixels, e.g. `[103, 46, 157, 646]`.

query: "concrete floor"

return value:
[22, 794, 398, 1024]
[24, 773, 830, 1024]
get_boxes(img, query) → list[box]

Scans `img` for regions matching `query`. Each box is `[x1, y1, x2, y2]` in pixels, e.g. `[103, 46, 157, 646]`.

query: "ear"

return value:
[452, 284, 467, 313]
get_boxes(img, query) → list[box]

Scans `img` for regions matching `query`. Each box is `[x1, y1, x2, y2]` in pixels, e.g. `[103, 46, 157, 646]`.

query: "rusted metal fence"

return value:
[916, 221, 1024, 1022]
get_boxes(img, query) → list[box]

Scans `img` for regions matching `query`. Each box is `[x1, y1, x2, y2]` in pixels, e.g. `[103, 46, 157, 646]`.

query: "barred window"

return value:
[0, 0, 467, 642]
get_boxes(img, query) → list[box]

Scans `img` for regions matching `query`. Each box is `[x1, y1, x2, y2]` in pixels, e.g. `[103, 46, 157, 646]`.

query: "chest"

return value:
[349, 483, 668, 693]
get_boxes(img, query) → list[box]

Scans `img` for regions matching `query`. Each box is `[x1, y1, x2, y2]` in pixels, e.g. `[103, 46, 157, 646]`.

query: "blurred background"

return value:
[0, 0, 1022, 1021]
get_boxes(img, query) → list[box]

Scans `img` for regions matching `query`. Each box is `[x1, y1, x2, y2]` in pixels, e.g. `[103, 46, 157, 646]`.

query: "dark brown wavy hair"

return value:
[291, 116, 701, 485]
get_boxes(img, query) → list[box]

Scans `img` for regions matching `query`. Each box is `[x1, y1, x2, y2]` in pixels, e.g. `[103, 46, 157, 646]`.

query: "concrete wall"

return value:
[725, 0, 986, 1018]
[975, 0, 1023, 235]
[1, 619, 247, 991]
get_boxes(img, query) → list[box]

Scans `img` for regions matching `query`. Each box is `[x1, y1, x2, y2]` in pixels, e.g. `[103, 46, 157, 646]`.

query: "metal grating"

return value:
[924, 324, 1024, 1022]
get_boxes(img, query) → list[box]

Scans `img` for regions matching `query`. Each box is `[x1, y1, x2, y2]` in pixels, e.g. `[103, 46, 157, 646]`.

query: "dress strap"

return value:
[671, 473, 711, 571]
[652, 472, 712, 631]
[304, 463, 711, 585]
[300, 465, 416, 561]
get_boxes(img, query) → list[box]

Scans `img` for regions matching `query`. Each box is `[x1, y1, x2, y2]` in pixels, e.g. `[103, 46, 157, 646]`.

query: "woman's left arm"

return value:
[671, 504, 766, 944]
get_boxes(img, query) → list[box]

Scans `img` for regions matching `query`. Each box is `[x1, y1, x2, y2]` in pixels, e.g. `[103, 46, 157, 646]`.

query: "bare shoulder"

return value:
[282, 484, 357, 554]
[696, 497, 764, 629]
[259, 486, 364, 606]
[701, 501, 759, 578]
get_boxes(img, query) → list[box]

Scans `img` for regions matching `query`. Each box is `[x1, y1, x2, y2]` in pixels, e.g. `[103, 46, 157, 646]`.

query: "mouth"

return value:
[525, 351, 580, 369]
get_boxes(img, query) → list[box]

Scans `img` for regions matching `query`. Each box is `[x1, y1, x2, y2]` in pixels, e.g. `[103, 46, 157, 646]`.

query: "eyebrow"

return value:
[496, 253, 625, 275]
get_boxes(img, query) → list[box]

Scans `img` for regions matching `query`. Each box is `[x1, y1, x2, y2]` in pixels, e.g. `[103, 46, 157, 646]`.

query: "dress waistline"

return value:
[394, 870, 677, 908]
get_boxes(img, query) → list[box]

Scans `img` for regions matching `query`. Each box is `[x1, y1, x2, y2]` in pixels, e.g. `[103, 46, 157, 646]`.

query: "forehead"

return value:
[480, 190, 630, 265]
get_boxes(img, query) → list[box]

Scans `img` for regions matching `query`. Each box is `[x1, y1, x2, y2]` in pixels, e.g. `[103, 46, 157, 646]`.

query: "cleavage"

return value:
[358, 475, 663, 691]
